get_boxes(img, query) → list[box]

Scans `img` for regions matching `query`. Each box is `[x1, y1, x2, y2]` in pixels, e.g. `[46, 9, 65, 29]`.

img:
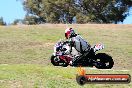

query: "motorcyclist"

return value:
[65, 28, 91, 66]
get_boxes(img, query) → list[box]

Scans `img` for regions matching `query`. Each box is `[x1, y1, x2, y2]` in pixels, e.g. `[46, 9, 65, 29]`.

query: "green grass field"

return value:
[0, 24, 131, 88]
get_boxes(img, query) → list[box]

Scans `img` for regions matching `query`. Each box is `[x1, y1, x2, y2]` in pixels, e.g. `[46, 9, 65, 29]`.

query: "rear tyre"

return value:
[95, 53, 114, 69]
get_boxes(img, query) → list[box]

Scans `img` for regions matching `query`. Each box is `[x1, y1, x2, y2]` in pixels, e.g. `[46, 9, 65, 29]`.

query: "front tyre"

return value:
[50, 55, 68, 67]
[51, 55, 60, 66]
[95, 53, 114, 69]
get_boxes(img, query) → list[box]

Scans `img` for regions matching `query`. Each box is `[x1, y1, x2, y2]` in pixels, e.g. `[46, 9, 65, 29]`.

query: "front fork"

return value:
[52, 53, 56, 56]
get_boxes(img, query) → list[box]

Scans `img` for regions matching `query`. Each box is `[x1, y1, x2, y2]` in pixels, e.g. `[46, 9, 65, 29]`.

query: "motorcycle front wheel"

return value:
[51, 55, 60, 66]
[50, 55, 68, 67]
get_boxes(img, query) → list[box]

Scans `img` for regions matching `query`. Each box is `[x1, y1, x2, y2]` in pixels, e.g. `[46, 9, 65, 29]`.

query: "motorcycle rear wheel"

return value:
[95, 53, 114, 69]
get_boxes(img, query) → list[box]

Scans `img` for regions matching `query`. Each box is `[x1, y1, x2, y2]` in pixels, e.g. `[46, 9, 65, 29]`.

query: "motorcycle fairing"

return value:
[93, 44, 104, 52]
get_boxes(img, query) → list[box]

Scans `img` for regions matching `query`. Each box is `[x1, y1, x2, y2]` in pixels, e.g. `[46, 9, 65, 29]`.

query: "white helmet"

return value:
[65, 28, 76, 39]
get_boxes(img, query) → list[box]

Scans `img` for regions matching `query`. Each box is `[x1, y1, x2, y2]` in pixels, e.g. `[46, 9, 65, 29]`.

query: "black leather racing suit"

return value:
[68, 34, 91, 65]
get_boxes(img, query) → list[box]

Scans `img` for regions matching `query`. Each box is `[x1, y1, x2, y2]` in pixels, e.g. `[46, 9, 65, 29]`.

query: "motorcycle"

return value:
[50, 40, 114, 69]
